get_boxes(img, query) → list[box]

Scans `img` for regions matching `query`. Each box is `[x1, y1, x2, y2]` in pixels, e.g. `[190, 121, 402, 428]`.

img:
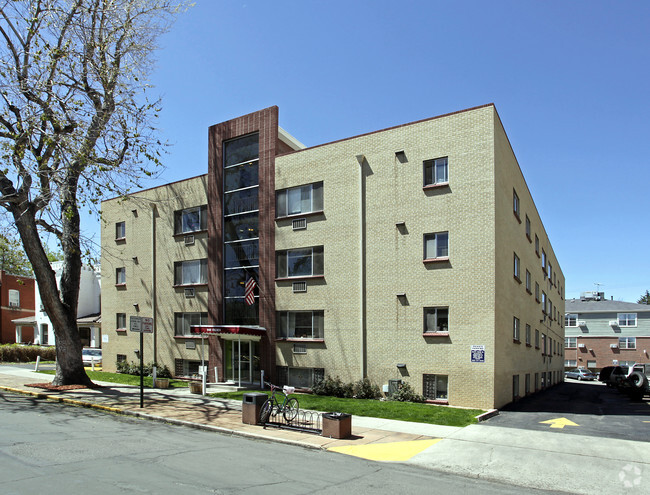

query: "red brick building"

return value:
[1, 270, 36, 344]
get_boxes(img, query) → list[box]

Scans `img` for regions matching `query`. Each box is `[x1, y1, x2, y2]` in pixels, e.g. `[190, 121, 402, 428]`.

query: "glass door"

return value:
[225, 340, 260, 384]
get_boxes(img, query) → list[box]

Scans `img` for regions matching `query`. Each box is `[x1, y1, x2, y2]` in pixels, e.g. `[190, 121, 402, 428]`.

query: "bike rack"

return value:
[262, 408, 322, 435]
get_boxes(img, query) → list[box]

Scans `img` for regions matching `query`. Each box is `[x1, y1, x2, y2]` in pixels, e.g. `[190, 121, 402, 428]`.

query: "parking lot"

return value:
[482, 380, 650, 442]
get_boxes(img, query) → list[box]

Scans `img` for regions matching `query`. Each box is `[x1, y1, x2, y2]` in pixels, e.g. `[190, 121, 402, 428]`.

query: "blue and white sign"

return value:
[471, 345, 485, 363]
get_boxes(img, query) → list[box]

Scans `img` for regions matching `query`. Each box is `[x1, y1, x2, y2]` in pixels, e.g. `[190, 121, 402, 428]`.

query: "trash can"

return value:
[322, 412, 352, 439]
[242, 392, 268, 425]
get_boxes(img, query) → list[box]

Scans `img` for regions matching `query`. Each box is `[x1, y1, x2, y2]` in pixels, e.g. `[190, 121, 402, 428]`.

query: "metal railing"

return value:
[262, 408, 322, 435]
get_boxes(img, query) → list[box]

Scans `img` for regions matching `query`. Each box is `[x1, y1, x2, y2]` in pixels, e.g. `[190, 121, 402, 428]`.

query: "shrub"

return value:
[312, 375, 352, 398]
[116, 360, 172, 378]
[353, 377, 381, 399]
[390, 381, 425, 403]
[0, 344, 56, 363]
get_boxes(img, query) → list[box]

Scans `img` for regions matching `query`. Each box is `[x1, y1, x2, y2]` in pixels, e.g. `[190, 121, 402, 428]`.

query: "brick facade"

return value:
[1, 271, 36, 343]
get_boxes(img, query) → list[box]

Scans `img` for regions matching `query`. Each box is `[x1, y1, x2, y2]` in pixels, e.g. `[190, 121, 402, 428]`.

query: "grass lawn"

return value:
[37, 370, 189, 388]
[210, 390, 484, 427]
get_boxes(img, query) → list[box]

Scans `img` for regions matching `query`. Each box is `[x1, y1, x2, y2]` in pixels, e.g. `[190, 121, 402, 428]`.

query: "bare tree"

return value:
[0, 0, 186, 385]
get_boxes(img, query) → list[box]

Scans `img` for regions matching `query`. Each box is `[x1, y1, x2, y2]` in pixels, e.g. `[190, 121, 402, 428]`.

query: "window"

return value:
[117, 354, 127, 363]
[513, 375, 520, 400]
[174, 205, 208, 234]
[525, 324, 531, 345]
[525, 270, 531, 293]
[423, 374, 448, 400]
[424, 232, 449, 260]
[587, 360, 596, 368]
[618, 313, 637, 327]
[513, 253, 520, 281]
[565, 337, 577, 348]
[542, 333, 546, 355]
[116, 267, 126, 285]
[276, 246, 324, 278]
[513, 189, 520, 219]
[565, 314, 578, 327]
[276, 182, 323, 217]
[116, 313, 126, 330]
[535, 329, 540, 349]
[115, 221, 126, 240]
[525, 215, 531, 240]
[277, 311, 324, 339]
[619, 337, 636, 349]
[8, 289, 19, 308]
[175, 312, 208, 336]
[279, 366, 319, 388]
[424, 307, 449, 333]
[535, 234, 539, 256]
[565, 359, 577, 367]
[174, 259, 207, 285]
[541, 249, 547, 275]
[535, 282, 540, 302]
[513, 316, 520, 342]
[542, 291, 547, 313]
[423, 157, 449, 186]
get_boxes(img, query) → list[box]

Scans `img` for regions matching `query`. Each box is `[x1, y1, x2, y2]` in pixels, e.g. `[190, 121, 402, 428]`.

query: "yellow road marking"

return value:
[328, 439, 441, 462]
[539, 417, 580, 429]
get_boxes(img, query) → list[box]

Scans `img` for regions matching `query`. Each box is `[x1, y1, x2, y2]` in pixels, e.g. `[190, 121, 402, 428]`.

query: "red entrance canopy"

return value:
[189, 325, 266, 337]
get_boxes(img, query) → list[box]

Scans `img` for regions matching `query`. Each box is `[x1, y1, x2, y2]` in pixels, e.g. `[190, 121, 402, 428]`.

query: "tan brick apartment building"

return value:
[100, 104, 564, 409]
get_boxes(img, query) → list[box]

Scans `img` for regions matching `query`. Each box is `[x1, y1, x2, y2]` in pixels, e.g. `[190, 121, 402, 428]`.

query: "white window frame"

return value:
[424, 307, 449, 333]
[175, 312, 208, 336]
[8, 289, 19, 308]
[423, 157, 449, 186]
[115, 221, 126, 240]
[513, 253, 520, 280]
[174, 259, 208, 286]
[619, 337, 636, 349]
[513, 316, 520, 342]
[565, 359, 577, 367]
[565, 337, 577, 348]
[276, 182, 323, 217]
[513, 189, 520, 218]
[276, 246, 324, 278]
[617, 313, 637, 327]
[116, 267, 126, 285]
[424, 232, 449, 260]
[277, 311, 324, 339]
[565, 314, 578, 327]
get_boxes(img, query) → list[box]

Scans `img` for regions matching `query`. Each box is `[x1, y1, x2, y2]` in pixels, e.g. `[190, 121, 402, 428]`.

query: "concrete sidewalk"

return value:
[0, 365, 457, 451]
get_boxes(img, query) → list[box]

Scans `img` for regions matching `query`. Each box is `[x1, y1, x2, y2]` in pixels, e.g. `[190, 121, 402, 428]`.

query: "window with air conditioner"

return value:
[277, 311, 324, 339]
[8, 289, 19, 308]
[276, 182, 323, 218]
[174, 259, 207, 285]
[276, 246, 323, 278]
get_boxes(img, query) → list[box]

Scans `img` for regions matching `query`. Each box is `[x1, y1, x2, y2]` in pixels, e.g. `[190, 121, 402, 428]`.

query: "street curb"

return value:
[0, 385, 323, 450]
[476, 409, 499, 422]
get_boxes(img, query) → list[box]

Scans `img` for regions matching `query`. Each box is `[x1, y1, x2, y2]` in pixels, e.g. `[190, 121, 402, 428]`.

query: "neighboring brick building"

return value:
[564, 292, 650, 371]
[1, 270, 35, 344]
[100, 104, 565, 409]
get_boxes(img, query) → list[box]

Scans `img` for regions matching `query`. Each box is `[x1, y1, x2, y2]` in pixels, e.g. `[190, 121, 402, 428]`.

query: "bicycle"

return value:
[259, 382, 299, 423]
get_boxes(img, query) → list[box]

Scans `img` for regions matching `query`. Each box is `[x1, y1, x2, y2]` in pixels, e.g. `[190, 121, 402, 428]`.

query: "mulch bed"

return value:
[25, 383, 103, 391]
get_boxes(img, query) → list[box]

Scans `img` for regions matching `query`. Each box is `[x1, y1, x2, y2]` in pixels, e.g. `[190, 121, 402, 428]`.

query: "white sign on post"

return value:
[130, 316, 142, 332]
[142, 317, 154, 334]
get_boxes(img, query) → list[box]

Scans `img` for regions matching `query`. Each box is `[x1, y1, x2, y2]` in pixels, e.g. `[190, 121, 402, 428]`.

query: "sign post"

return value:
[131, 316, 154, 408]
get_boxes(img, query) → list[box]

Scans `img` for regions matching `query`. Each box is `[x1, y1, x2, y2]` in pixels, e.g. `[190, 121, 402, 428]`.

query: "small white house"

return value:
[33, 263, 102, 347]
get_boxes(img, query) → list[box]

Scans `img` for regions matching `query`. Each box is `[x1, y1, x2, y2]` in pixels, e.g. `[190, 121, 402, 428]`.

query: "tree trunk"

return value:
[11, 200, 93, 387]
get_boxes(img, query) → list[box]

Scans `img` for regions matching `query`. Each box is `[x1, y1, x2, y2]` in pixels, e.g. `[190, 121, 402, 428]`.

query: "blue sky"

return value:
[110, 0, 649, 303]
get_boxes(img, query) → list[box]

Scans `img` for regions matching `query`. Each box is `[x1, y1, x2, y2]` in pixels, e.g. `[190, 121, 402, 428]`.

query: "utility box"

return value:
[322, 412, 352, 439]
[242, 393, 268, 425]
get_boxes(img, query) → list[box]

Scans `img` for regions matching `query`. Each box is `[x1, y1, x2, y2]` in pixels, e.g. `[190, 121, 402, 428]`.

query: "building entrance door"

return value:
[225, 339, 260, 384]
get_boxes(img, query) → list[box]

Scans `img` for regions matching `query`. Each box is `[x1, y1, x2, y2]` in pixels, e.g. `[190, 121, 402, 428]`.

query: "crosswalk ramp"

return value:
[328, 438, 441, 462]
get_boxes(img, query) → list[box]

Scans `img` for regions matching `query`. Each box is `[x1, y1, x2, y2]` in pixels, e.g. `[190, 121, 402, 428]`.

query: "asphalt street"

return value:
[0, 391, 566, 495]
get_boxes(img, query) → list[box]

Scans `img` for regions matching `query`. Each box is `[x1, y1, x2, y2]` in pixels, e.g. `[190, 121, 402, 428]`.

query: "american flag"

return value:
[244, 276, 256, 306]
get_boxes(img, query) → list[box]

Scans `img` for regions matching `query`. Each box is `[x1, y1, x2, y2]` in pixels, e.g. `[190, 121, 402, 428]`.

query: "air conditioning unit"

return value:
[292, 281, 307, 293]
[610, 344, 618, 349]
[184, 288, 195, 298]
[184, 234, 195, 246]
[292, 218, 307, 230]
[578, 321, 587, 327]
[609, 320, 618, 327]
[292, 344, 307, 354]
[578, 344, 586, 348]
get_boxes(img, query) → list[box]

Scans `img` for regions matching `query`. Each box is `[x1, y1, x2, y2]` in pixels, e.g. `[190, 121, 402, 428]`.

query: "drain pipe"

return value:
[356, 154, 368, 379]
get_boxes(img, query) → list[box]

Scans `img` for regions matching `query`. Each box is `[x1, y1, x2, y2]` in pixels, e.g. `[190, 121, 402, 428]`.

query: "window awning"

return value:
[190, 325, 266, 337]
